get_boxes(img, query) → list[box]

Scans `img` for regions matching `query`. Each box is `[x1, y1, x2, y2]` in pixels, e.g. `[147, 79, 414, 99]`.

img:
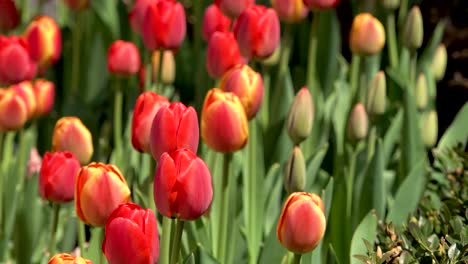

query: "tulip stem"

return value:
[291, 253, 302, 264]
[113, 79, 123, 159]
[350, 54, 361, 102]
[71, 11, 82, 97]
[145, 50, 153, 92]
[306, 12, 319, 94]
[160, 217, 173, 264]
[100, 228, 105, 264]
[170, 220, 184, 264]
[78, 220, 86, 258]
[48, 203, 61, 256]
[154, 49, 164, 94]
[217, 153, 232, 264]
[387, 14, 399, 69]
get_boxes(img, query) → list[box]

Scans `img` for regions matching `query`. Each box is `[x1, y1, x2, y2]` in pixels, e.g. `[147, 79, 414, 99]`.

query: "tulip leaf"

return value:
[437, 102, 468, 150]
[350, 211, 378, 264]
[91, 0, 120, 39]
[86, 227, 105, 263]
[305, 143, 329, 192]
[383, 109, 403, 165]
[263, 163, 282, 236]
[418, 20, 446, 69]
[259, 218, 287, 264]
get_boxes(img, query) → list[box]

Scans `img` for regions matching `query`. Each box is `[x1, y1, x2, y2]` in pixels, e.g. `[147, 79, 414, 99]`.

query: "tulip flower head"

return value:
[0, 0, 20, 32]
[287, 87, 314, 145]
[349, 13, 385, 56]
[202, 4, 231, 42]
[150, 50, 176, 84]
[12, 81, 37, 119]
[107, 40, 141, 76]
[347, 103, 369, 141]
[129, 0, 154, 35]
[271, 0, 309, 23]
[0, 36, 37, 85]
[366, 71, 386, 116]
[206, 32, 247, 79]
[52, 117, 94, 165]
[154, 149, 213, 220]
[33, 79, 55, 117]
[103, 203, 159, 264]
[277, 192, 326, 253]
[0, 88, 28, 132]
[431, 44, 447, 81]
[215, 0, 254, 18]
[48, 253, 93, 264]
[303, 0, 340, 10]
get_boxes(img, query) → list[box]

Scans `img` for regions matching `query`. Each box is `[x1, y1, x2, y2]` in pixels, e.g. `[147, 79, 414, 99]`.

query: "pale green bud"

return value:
[347, 103, 369, 141]
[421, 110, 438, 148]
[284, 146, 306, 193]
[415, 73, 428, 110]
[403, 6, 424, 50]
[287, 87, 314, 145]
[381, 0, 400, 10]
[366, 71, 387, 115]
[431, 44, 447, 81]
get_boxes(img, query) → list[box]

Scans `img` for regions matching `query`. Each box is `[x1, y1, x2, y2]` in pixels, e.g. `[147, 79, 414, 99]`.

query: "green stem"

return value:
[78, 220, 86, 258]
[154, 49, 164, 94]
[291, 253, 302, 264]
[306, 12, 319, 90]
[0, 132, 14, 238]
[217, 153, 232, 264]
[145, 50, 153, 92]
[113, 79, 123, 157]
[169, 220, 185, 264]
[346, 148, 357, 221]
[278, 24, 294, 76]
[409, 52, 418, 87]
[386, 14, 399, 69]
[398, 0, 409, 28]
[71, 12, 82, 97]
[48, 203, 61, 256]
[350, 54, 361, 102]
[149, 159, 157, 213]
[160, 217, 173, 264]
[100, 228, 105, 264]
[260, 65, 271, 131]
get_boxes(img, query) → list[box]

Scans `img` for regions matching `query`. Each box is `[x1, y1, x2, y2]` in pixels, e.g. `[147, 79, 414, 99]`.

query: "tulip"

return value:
[421, 110, 438, 148]
[33, 79, 55, 117]
[11, 81, 37, 119]
[103, 203, 159, 264]
[23, 15, 62, 69]
[131, 91, 170, 153]
[52, 117, 93, 165]
[154, 149, 213, 220]
[48, 253, 93, 264]
[129, 0, 153, 35]
[27, 148, 42, 178]
[415, 73, 428, 110]
[234, 5, 280, 59]
[271, 0, 308, 23]
[75, 163, 131, 226]
[349, 13, 385, 56]
[151, 50, 176, 84]
[431, 44, 447, 81]
[201, 88, 248, 153]
[0, 36, 37, 85]
[284, 147, 306, 193]
[381, 0, 400, 10]
[303, 0, 339, 9]
[202, 4, 231, 42]
[287, 87, 314, 145]
[142, 0, 186, 50]
[39, 151, 81, 203]
[0, 89, 28, 132]
[149, 102, 199, 160]
[403, 6, 423, 51]
[107, 40, 141, 76]
[347, 103, 369, 141]
[63, 0, 89, 10]
[277, 192, 326, 253]
[219, 64, 263, 119]
[206, 32, 247, 79]
[366, 71, 386, 115]
[0, 0, 20, 32]
[215, 0, 254, 18]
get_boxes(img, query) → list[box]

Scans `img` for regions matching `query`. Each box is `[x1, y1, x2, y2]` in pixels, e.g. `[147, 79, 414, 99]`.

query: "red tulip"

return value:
[129, 0, 153, 35]
[131, 91, 169, 153]
[303, 0, 339, 9]
[215, 0, 254, 18]
[202, 4, 231, 42]
[103, 203, 159, 264]
[39, 151, 81, 203]
[154, 149, 212, 220]
[0, 88, 28, 132]
[206, 31, 247, 79]
[12, 81, 37, 119]
[0, 36, 37, 85]
[142, 0, 186, 50]
[107, 40, 141, 76]
[271, 0, 309, 23]
[234, 5, 280, 59]
[33, 79, 55, 117]
[149, 102, 199, 160]
[48, 253, 93, 264]
[63, 0, 89, 10]
[0, 0, 20, 32]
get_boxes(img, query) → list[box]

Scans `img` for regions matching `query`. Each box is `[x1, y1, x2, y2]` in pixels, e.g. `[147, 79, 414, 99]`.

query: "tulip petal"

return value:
[154, 153, 178, 218]
[176, 107, 199, 154]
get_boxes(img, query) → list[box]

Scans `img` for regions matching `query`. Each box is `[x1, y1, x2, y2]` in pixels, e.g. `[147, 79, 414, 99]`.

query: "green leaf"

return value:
[418, 20, 447, 69]
[91, 0, 120, 39]
[263, 163, 282, 236]
[305, 143, 329, 192]
[86, 227, 104, 263]
[259, 218, 286, 264]
[350, 211, 378, 264]
[383, 109, 403, 165]
[437, 102, 468, 150]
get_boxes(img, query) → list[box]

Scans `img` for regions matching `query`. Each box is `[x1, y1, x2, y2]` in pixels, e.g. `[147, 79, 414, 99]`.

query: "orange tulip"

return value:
[48, 253, 93, 264]
[0, 88, 28, 132]
[349, 13, 385, 56]
[33, 79, 55, 117]
[52, 117, 93, 165]
[12, 81, 37, 119]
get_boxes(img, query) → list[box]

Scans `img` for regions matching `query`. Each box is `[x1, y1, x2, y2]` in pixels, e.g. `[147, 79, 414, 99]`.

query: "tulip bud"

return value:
[52, 117, 94, 165]
[287, 87, 314, 145]
[63, 0, 89, 10]
[0, 0, 20, 32]
[23, 16, 62, 69]
[131, 91, 170, 153]
[284, 147, 306, 193]
[12, 81, 37, 119]
[349, 13, 385, 56]
[303, 0, 340, 9]
[277, 192, 326, 253]
[27, 148, 42, 178]
[421, 110, 438, 148]
[151, 50, 176, 84]
[347, 103, 369, 140]
[0, 36, 37, 85]
[149, 102, 199, 160]
[206, 32, 247, 79]
[103, 203, 159, 264]
[271, 0, 308, 23]
[33, 79, 55, 117]
[142, 0, 186, 50]
[219, 64, 263, 119]
[107, 40, 141, 76]
[366, 71, 386, 115]
[381, 0, 400, 10]
[39, 151, 81, 203]
[48, 253, 93, 264]
[431, 44, 447, 81]
[129, 0, 153, 35]
[415, 73, 428, 110]
[403, 6, 423, 50]
[234, 5, 281, 59]
[202, 4, 231, 42]
[0, 89, 28, 131]
[75, 163, 131, 226]
[201, 88, 249, 153]
[154, 149, 213, 220]
[215, 0, 254, 18]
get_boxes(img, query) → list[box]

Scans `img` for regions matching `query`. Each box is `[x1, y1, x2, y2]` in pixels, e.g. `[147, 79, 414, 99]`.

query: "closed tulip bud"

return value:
[207, 32, 247, 79]
[63, 0, 89, 10]
[0, 36, 37, 85]
[347, 103, 369, 140]
[234, 5, 281, 59]
[151, 50, 176, 84]
[33, 79, 55, 117]
[287, 87, 314, 145]
[215, 0, 254, 18]
[277, 192, 326, 253]
[0, 0, 20, 32]
[201, 88, 249, 153]
[131, 91, 169, 153]
[303, 0, 339, 9]
[129, 0, 153, 35]
[27, 148, 42, 178]
[142, 0, 186, 50]
[154, 149, 213, 220]
[202, 4, 231, 42]
[103, 203, 159, 264]
[366, 71, 386, 115]
[415, 73, 428, 110]
[349, 13, 385, 56]
[421, 110, 438, 148]
[23, 16, 62, 69]
[219, 64, 263, 119]
[107, 40, 141, 76]
[39, 151, 80, 203]
[48, 253, 93, 264]
[149, 102, 199, 160]
[403, 6, 423, 50]
[12, 81, 37, 119]
[381, 0, 400, 10]
[52, 117, 93, 165]
[272, 0, 308, 23]
[284, 147, 306, 193]
[431, 44, 447, 81]
[75, 163, 131, 226]
[0, 89, 28, 132]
